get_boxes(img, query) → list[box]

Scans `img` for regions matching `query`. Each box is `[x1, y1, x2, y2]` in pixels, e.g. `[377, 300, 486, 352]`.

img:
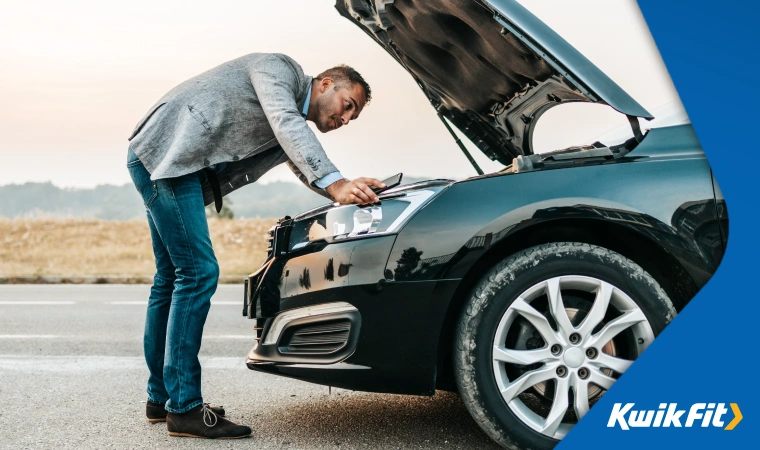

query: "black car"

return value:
[242, 1, 727, 448]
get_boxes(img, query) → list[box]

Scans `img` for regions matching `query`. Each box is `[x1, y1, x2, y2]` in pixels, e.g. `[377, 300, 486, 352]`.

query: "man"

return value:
[126, 53, 385, 439]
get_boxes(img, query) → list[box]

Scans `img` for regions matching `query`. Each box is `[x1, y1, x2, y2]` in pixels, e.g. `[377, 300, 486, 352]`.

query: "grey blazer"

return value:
[127, 53, 338, 205]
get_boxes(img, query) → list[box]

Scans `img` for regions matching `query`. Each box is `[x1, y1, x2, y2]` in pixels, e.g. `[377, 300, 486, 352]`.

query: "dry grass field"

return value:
[0, 218, 276, 282]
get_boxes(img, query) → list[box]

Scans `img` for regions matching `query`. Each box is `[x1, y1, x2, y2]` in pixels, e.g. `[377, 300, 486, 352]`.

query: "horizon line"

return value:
[0, 174, 448, 190]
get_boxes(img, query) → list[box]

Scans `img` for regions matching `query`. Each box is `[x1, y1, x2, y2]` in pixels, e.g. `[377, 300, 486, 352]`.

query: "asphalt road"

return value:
[0, 285, 499, 449]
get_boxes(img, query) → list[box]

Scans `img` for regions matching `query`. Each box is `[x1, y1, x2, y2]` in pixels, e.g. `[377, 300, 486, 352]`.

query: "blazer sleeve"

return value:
[248, 54, 339, 186]
[286, 160, 334, 201]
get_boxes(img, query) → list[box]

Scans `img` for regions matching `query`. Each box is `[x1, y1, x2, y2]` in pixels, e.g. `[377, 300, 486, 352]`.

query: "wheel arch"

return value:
[434, 217, 698, 391]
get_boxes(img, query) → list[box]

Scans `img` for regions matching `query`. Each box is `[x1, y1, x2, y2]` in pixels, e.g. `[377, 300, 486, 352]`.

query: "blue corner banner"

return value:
[560, 1, 758, 448]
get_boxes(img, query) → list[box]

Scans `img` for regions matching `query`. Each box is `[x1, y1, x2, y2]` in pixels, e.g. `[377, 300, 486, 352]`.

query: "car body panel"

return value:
[245, 124, 724, 395]
[249, 235, 458, 394]
[336, 0, 652, 161]
[249, 279, 458, 394]
[711, 173, 729, 250]
[487, 0, 653, 119]
[280, 235, 396, 307]
[387, 125, 720, 288]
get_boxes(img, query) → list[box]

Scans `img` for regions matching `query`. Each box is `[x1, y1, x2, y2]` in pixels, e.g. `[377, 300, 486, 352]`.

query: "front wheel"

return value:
[454, 242, 676, 449]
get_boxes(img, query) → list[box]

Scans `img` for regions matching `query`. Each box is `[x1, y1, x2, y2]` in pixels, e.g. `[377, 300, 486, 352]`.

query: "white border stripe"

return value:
[0, 301, 75, 305]
[203, 335, 252, 339]
[106, 301, 241, 305]
[0, 335, 59, 339]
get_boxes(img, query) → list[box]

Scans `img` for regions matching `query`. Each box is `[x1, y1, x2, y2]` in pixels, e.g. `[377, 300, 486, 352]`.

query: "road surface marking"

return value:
[106, 301, 240, 305]
[203, 335, 251, 339]
[0, 335, 59, 339]
[0, 355, 245, 371]
[0, 301, 75, 305]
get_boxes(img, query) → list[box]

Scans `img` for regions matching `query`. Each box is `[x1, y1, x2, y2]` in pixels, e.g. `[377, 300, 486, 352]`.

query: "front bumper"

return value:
[243, 232, 460, 395]
[246, 280, 459, 395]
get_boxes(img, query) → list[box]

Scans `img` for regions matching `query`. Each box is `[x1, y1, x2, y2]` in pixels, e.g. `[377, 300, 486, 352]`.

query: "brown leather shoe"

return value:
[166, 403, 251, 439]
[146, 401, 225, 423]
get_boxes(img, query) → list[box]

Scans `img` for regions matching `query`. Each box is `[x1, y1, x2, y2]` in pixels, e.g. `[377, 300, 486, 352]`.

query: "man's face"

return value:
[311, 78, 366, 133]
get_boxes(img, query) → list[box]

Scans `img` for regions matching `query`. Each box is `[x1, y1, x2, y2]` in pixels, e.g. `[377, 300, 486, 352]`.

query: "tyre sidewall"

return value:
[457, 243, 675, 449]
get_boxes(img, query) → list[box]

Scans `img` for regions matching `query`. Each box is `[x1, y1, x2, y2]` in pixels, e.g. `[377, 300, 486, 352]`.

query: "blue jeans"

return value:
[127, 148, 219, 414]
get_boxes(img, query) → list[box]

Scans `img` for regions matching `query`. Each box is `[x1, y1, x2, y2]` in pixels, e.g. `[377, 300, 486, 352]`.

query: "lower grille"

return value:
[280, 320, 351, 354]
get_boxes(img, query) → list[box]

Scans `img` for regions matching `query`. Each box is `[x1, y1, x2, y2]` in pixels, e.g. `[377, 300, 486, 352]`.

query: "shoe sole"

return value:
[149, 415, 224, 423]
[168, 432, 251, 439]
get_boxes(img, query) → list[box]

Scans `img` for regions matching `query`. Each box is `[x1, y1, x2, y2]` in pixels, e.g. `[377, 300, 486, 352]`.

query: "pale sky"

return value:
[0, 0, 683, 188]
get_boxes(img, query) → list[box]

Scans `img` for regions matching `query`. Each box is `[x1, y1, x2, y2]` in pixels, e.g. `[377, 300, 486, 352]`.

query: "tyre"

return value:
[454, 242, 676, 449]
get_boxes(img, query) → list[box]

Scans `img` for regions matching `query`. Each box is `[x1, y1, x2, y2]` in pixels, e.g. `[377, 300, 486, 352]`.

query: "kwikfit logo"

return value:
[607, 403, 742, 430]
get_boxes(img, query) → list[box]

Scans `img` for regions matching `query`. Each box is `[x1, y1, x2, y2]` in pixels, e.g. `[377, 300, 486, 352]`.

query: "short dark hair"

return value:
[315, 64, 372, 105]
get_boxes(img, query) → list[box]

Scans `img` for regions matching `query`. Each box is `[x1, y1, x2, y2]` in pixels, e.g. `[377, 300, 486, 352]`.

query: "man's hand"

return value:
[326, 178, 386, 204]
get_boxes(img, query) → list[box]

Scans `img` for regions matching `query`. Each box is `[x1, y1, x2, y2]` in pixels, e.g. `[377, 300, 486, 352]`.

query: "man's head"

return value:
[308, 64, 371, 133]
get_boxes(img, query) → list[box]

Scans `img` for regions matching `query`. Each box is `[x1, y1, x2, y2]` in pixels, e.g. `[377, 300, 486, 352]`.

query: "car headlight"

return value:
[288, 189, 439, 251]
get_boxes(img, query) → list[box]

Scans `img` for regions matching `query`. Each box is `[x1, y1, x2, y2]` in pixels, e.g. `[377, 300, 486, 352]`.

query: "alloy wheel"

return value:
[491, 275, 654, 439]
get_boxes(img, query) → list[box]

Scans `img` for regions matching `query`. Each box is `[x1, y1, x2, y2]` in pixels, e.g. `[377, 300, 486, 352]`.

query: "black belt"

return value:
[204, 168, 223, 213]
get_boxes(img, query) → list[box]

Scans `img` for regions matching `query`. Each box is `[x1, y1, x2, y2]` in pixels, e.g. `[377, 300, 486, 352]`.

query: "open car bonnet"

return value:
[336, 0, 653, 164]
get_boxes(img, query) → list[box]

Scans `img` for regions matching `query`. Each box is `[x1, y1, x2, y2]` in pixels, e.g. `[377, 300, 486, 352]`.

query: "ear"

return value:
[319, 77, 332, 93]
